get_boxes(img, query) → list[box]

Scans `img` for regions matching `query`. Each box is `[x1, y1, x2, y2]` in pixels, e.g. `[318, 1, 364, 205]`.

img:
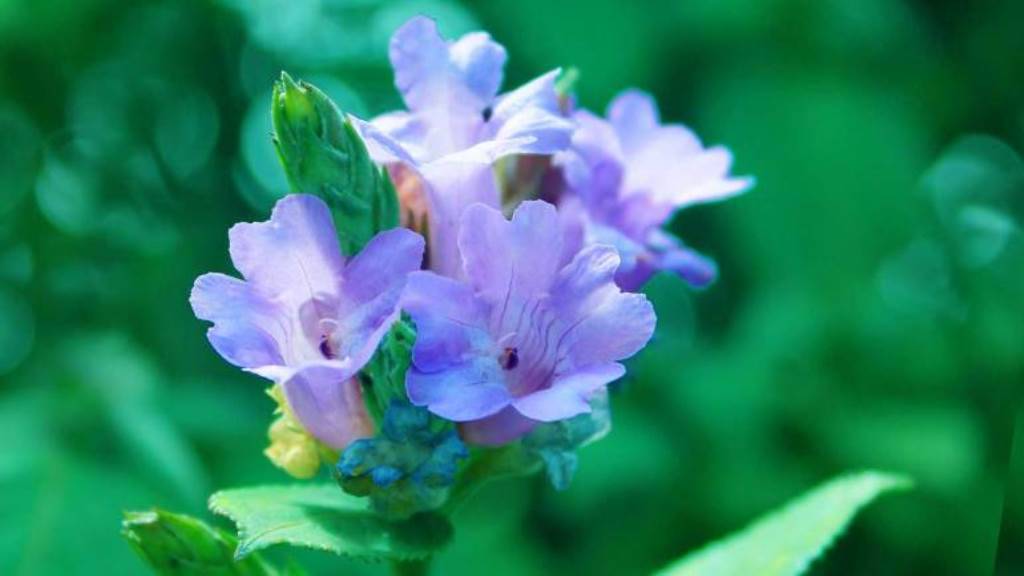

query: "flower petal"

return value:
[228, 194, 345, 311]
[512, 363, 625, 422]
[190, 273, 285, 369]
[460, 406, 539, 445]
[567, 109, 624, 167]
[626, 132, 753, 209]
[436, 135, 544, 166]
[419, 162, 501, 278]
[548, 245, 657, 367]
[458, 200, 564, 306]
[645, 229, 718, 289]
[449, 31, 507, 106]
[491, 70, 561, 125]
[403, 271, 512, 422]
[335, 228, 424, 366]
[406, 361, 512, 422]
[488, 70, 574, 156]
[351, 114, 423, 166]
[389, 16, 506, 115]
[278, 364, 373, 449]
[403, 271, 490, 372]
[341, 227, 424, 304]
[607, 89, 662, 153]
[584, 222, 645, 280]
[559, 111, 624, 216]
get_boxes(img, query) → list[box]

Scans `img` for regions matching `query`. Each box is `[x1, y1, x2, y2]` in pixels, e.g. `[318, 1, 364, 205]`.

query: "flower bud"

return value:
[264, 415, 321, 479]
[263, 385, 338, 479]
[122, 509, 275, 574]
[271, 72, 399, 256]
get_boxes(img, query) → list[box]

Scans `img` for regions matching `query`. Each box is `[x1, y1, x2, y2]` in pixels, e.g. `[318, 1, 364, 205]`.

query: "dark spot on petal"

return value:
[319, 336, 336, 359]
[482, 106, 493, 122]
[499, 347, 519, 370]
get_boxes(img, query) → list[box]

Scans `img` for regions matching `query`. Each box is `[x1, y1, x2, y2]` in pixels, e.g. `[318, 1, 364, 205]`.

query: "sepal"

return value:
[336, 401, 468, 519]
[521, 391, 611, 490]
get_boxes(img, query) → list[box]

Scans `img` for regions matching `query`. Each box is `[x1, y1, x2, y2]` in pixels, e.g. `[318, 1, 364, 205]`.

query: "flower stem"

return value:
[443, 445, 541, 514]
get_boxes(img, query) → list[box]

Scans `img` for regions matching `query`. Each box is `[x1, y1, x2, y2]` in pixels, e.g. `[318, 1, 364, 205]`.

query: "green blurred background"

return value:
[1, 0, 1022, 574]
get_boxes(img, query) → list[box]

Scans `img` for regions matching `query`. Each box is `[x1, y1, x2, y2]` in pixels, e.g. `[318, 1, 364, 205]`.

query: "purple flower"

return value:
[353, 16, 573, 277]
[402, 200, 656, 445]
[558, 89, 753, 291]
[190, 194, 424, 450]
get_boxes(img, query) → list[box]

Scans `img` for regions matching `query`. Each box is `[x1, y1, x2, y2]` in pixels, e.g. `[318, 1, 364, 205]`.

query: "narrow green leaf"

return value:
[208, 484, 452, 561]
[655, 471, 911, 576]
[271, 72, 399, 256]
[121, 509, 278, 575]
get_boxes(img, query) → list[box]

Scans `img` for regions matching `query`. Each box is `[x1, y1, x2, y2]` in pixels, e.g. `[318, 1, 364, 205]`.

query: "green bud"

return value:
[271, 72, 399, 256]
[121, 509, 277, 575]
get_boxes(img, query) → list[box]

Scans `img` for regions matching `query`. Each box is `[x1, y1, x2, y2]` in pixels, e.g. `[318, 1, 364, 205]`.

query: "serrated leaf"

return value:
[209, 484, 452, 561]
[654, 471, 911, 576]
[271, 72, 399, 256]
[122, 509, 279, 575]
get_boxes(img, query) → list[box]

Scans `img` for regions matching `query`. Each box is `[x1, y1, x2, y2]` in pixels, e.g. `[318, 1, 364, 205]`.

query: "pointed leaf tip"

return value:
[654, 471, 911, 576]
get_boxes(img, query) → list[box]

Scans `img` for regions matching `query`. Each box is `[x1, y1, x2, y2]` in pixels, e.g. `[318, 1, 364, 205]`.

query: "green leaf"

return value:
[271, 72, 399, 256]
[208, 484, 452, 561]
[654, 471, 911, 576]
[121, 509, 279, 575]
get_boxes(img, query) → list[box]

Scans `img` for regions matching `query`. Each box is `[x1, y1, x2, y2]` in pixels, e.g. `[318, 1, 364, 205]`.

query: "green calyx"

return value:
[271, 72, 399, 256]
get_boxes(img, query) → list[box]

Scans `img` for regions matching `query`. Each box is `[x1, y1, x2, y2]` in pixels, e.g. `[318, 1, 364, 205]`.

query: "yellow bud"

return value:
[264, 415, 321, 479]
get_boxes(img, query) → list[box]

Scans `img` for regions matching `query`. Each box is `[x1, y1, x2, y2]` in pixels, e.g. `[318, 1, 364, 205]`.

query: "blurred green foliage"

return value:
[0, 0, 1021, 574]
[995, 412, 1024, 575]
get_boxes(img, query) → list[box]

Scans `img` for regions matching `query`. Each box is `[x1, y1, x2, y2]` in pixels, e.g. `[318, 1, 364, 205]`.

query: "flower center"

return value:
[319, 335, 337, 359]
[498, 346, 519, 370]
[317, 318, 341, 360]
